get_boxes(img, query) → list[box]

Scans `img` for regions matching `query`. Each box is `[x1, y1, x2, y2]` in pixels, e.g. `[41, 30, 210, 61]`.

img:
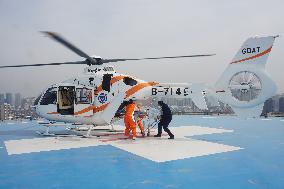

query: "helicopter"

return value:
[0, 32, 278, 134]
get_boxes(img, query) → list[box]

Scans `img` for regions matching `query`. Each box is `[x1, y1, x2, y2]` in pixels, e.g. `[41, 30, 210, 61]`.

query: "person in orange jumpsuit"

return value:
[124, 99, 137, 140]
[136, 104, 145, 137]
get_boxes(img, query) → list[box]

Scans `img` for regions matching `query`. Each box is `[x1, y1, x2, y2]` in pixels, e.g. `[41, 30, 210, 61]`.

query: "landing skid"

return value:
[36, 122, 82, 137]
[78, 126, 124, 138]
[37, 123, 124, 138]
[36, 131, 82, 137]
[36, 131, 55, 136]
[36, 125, 53, 136]
[36, 125, 84, 137]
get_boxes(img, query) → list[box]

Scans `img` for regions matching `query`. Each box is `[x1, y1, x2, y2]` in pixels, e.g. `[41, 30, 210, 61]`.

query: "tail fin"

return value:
[213, 36, 278, 117]
[230, 36, 277, 67]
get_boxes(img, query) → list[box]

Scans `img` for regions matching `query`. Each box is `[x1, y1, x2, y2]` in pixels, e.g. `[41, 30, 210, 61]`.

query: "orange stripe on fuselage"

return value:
[73, 103, 110, 116]
[93, 103, 109, 113]
[125, 81, 158, 98]
[47, 112, 59, 115]
[74, 105, 96, 115]
[46, 104, 107, 116]
[230, 46, 272, 64]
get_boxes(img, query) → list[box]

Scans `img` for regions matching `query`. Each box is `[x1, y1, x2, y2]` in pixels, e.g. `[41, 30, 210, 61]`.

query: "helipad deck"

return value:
[1, 115, 284, 189]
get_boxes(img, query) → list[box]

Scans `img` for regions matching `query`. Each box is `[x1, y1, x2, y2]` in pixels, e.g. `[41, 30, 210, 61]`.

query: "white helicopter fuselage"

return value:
[35, 65, 147, 125]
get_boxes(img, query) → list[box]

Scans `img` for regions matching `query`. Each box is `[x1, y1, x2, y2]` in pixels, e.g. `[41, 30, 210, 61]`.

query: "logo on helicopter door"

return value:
[98, 92, 108, 104]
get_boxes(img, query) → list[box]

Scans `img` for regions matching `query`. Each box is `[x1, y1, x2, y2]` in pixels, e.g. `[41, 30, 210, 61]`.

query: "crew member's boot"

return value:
[168, 133, 174, 140]
[155, 124, 162, 137]
[164, 127, 174, 139]
[154, 133, 162, 137]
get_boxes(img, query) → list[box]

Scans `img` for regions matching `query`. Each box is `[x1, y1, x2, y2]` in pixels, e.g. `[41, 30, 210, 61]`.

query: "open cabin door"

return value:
[57, 86, 75, 115]
[74, 86, 93, 117]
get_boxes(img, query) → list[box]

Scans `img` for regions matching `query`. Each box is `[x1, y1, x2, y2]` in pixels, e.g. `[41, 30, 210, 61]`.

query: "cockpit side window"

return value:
[40, 87, 57, 105]
[76, 88, 92, 104]
[123, 77, 137, 86]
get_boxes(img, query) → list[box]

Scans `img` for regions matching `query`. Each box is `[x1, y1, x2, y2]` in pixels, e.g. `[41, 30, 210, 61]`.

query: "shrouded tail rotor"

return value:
[228, 71, 262, 102]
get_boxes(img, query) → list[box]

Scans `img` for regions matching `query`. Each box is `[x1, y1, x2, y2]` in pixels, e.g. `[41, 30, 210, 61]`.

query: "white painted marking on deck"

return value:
[109, 138, 240, 162]
[4, 126, 241, 162]
[7, 122, 15, 125]
[170, 126, 233, 137]
[261, 118, 272, 121]
[202, 116, 217, 119]
[5, 137, 104, 155]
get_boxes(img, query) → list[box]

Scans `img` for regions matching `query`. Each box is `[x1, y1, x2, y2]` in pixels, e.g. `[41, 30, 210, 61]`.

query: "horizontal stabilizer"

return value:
[190, 84, 208, 110]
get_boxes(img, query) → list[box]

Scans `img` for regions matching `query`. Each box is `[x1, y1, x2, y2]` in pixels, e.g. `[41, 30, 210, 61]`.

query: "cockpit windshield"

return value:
[40, 87, 57, 105]
[34, 95, 41, 105]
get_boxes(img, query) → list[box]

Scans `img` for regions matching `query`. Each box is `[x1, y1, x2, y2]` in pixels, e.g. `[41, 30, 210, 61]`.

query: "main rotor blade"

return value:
[0, 61, 86, 68]
[41, 31, 96, 65]
[101, 54, 216, 63]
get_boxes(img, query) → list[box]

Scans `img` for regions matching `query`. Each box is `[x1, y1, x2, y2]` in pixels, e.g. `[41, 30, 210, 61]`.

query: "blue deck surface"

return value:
[0, 116, 284, 189]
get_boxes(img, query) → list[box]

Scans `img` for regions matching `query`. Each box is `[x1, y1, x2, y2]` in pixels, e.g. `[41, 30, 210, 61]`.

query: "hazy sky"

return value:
[0, 0, 283, 97]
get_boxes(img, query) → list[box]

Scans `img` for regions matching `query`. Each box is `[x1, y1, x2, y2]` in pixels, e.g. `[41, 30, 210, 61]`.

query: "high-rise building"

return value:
[262, 98, 274, 115]
[0, 93, 5, 105]
[0, 103, 12, 120]
[272, 96, 280, 112]
[5, 93, 13, 105]
[14, 93, 21, 108]
[279, 97, 284, 113]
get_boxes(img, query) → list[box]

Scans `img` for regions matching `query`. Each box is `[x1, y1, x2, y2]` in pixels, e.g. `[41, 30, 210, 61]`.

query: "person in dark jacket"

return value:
[154, 101, 174, 139]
